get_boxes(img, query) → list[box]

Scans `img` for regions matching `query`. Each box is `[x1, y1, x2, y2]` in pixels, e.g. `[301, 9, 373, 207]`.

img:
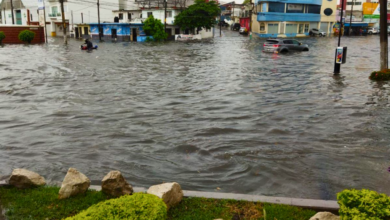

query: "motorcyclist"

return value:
[83, 39, 93, 51]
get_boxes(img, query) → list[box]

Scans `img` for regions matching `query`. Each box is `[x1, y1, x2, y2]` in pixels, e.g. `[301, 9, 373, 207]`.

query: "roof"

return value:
[0, 0, 38, 9]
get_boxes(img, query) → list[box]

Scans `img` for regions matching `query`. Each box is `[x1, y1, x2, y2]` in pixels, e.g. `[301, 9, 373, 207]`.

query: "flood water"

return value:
[0, 32, 389, 200]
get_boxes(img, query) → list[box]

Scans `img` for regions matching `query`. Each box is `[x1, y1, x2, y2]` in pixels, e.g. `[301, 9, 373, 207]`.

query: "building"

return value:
[0, 0, 39, 25]
[44, 0, 116, 37]
[253, 0, 323, 37]
[319, 0, 337, 34]
[74, 23, 90, 39]
[89, 22, 144, 41]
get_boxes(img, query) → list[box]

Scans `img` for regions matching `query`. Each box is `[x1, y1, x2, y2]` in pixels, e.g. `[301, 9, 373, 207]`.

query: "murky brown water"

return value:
[0, 32, 389, 200]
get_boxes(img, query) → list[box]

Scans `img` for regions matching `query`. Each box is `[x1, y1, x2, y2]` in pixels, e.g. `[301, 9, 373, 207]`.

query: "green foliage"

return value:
[263, 203, 316, 220]
[174, 0, 220, 31]
[0, 186, 108, 220]
[18, 30, 35, 43]
[370, 69, 390, 81]
[242, 0, 250, 5]
[65, 193, 167, 220]
[0, 31, 5, 43]
[146, 36, 154, 42]
[337, 189, 390, 220]
[143, 15, 167, 41]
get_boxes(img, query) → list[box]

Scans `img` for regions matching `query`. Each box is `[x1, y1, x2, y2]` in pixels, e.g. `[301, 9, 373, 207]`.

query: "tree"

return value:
[174, 0, 220, 32]
[143, 15, 168, 41]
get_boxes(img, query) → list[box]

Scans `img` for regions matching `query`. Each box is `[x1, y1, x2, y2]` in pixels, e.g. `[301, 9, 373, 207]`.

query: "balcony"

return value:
[257, 0, 322, 5]
[48, 13, 61, 17]
[257, 12, 320, 22]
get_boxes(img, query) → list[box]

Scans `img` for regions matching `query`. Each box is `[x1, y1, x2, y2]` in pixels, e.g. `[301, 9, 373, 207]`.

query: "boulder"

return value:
[147, 182, 183, 209]
[309, 212, 340, 220]
[101, 170, 133, 197]
[58, 168, 90, 199]
[8, 169, 45, 189]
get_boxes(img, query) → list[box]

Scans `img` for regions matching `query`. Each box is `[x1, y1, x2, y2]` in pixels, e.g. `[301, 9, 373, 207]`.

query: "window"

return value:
[324, 8, 333, 16]
[291, 40, 300, 45]
[30, 14, 33, 20]
[346, 2, 353, 5]
[268, 3, 285, 13]
[147, 12, 153, 17]
[304, 24, 309, 32]
[268, 23, 279, 34]
[167, 11, 172, 18]
[260, 23, 265, 31]
[119, 13, 123, 20]
[51, 6, 58, 14]
[175, 28, 180, 34]
[307, 5, 321, 14]
[287, 4, 304, 13]
[299, 24, 304, 33]
[355, 2, 361, 5]
[128, 13, 132, 20]
[283, 40, 293, 44]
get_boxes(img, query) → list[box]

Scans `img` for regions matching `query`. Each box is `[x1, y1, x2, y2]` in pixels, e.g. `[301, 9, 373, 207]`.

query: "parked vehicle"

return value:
[263, 39, 309, 53]
[368, 27, 378, 34]
[239, 27, 248, 34]
[309, 28, 326, 37]
[218, 21, 229, 28]
[231, 23, 241, 31]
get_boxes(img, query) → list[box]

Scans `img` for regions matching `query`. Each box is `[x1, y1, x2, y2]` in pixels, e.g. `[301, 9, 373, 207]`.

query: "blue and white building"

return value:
[253, 0, 323, 37]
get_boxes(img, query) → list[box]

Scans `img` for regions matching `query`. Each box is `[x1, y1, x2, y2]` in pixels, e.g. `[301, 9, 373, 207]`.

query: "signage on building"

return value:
[38, 0, 44, 10]
[38, 10, 45, 26]
[287, 4, 303, 10]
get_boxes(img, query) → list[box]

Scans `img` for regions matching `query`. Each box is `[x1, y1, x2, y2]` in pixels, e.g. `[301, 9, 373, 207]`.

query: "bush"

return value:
[369, 69, 390, 81]
[18, 30, 35, 43]
[0, 31, 5, 43]
[337, 189, 390, 220]
[65, 193, 167, 220]
[143, 15, 167, 42]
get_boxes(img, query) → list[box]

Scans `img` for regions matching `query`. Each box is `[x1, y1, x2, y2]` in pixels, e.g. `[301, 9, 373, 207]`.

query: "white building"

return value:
[0, 0, 39, 25]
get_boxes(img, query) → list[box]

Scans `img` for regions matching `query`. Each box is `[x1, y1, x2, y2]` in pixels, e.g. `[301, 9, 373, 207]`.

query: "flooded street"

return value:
[0, 32, 389, 200]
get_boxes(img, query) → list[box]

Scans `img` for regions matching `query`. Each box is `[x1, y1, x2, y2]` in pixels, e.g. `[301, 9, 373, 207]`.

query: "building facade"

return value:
[253, 0, 323, 37]
[0, 0, 39, 25]
[319, 0, 337, 34]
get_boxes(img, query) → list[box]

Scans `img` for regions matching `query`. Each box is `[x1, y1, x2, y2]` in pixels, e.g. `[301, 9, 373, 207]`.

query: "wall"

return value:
[141, 9, 179, 25]
[0, 25, 45, 43]
[320, 0, 337, 22]
[199, 28, 213, 38]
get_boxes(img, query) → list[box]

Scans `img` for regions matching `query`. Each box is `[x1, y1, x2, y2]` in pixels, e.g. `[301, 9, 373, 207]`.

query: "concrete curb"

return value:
[90, 185, 339, 211]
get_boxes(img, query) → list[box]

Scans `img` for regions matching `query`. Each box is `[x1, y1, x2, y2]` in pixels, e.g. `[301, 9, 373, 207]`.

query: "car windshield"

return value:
[266, 40, 279, 44]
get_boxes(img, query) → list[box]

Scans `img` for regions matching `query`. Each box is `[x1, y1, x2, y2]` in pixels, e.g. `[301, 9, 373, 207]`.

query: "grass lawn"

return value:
[0, 186, 316, 220]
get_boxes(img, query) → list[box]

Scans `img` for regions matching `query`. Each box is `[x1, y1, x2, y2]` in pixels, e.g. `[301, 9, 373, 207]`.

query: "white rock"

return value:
[58, 168, 90, 199]
[8, 169, 46, 189]
[147, 182, 183, 209]
[309, 212, 340, 220]
[101, 170, 133, 197]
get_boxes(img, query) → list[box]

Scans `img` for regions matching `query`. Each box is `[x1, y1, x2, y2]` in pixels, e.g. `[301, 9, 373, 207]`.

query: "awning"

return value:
[344, 23, 369, 27]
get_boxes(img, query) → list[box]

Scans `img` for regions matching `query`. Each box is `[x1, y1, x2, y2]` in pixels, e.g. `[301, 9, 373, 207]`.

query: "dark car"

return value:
[218, 21, 229, 28]
[231, 23, 240, 31]
[263, 39, 309, 53]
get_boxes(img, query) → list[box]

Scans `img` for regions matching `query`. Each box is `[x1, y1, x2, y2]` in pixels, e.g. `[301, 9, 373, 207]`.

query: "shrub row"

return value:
[369, 69, 390, 81]
[0, 30, 36, 44]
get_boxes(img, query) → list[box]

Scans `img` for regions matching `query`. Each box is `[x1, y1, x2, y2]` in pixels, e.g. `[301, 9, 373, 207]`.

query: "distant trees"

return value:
[174, 0, 220, 32]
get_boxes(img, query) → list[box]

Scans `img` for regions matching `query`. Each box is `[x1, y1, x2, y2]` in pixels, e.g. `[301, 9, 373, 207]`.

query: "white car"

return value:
[368, 28, 378, 34]
[309, 28, 326, 37]
[239, 27, 248, 35]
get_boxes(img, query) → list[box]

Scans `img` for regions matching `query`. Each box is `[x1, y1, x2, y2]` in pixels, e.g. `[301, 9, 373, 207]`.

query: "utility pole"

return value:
[249, 0, 252, 39]
[43, 0, 48, 43]
[334, 0, 345, 74]
[81, 12, 83, 23]
[220, 10, 222, 37]
[380, 0, 388, 70]
[71, 10, 73, 36]
[60, 0, 67, 44]
[10, 0, 14, 24]
[348, 0, 354, 36]
[164, 0, 167, 34]
[97, 0, 102, 41]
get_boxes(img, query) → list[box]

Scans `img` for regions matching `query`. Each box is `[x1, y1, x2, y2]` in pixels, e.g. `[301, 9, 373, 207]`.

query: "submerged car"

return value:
[263, 39, 309, 53]
[231, 23, 241, 31]
[309, 28, 326, 37]
[239, 27, 248, 34]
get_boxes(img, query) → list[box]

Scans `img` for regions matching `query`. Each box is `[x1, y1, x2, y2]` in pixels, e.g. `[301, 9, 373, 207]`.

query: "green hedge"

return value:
[18, 30, 35, 43]
[0, 31, 5, 43]
[65, 193, 167, 220]
[337, 189, 390, 220]
[370, 69, 390, 81]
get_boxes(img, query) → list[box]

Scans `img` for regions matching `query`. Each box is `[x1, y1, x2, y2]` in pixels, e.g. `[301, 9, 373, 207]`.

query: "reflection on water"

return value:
[0, 34, 389, 199]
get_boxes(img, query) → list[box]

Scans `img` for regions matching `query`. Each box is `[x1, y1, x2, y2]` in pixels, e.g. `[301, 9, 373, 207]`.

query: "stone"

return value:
[309, 212, 340, 220]
[101, 170, 133, 197]
[58, 168, 90, 199]
[8, 169, 46, 189]
[147, 182, 183, 209]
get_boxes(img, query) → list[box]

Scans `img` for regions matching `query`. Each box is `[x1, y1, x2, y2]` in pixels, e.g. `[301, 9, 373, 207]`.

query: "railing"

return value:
[48, 13, 61, 17]
[48, 13, 56, 17]
[57, 13, 61, 16]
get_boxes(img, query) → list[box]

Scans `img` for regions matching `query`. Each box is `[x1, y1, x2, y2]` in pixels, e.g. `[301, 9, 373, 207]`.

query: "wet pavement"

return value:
[0, 30, 389, 200]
